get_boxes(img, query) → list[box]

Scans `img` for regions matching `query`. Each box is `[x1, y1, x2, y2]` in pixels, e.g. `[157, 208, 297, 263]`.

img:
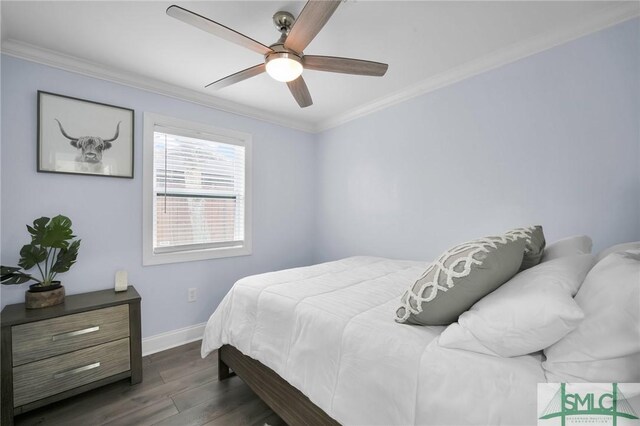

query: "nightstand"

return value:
[1, 286, 142, 426]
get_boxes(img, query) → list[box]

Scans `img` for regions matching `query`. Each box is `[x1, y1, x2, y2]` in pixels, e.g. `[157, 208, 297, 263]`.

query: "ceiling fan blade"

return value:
[284, 0, 341, 53]
[304, 55, 389, 76]
[167, 5, 271, 55]
[205, 64, 266, 90]
[287, 76, 313, 108]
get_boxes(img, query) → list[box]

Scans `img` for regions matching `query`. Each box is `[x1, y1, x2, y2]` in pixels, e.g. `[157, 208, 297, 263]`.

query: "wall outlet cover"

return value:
[188, 288, 197, 302]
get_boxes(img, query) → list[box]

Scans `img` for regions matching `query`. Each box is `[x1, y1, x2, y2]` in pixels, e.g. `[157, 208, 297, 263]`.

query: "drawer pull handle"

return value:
[53, 362, 101, 379]
[52, 326, 100, 341]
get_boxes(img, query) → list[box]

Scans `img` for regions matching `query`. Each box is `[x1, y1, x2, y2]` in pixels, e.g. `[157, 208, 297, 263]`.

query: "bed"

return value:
[202, 232, 640, 425]
[201, 256, 549, 425]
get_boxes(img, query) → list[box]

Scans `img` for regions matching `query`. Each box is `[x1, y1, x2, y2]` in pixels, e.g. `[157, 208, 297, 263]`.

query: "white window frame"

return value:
[143, 112, 252, 266]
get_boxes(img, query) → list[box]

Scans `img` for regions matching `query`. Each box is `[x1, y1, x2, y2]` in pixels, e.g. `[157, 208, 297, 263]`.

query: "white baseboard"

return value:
[141, 322, 207, 356]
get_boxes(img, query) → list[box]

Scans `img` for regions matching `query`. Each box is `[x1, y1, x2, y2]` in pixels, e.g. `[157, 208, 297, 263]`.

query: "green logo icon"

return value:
[540, 383, 639, 426]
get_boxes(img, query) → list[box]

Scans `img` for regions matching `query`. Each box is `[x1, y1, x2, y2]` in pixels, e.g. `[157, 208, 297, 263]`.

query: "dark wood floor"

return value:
[15, 341, 286, 426]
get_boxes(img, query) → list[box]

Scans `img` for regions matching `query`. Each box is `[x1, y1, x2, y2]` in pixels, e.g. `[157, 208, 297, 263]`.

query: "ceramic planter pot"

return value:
[25, 282, 65, 309]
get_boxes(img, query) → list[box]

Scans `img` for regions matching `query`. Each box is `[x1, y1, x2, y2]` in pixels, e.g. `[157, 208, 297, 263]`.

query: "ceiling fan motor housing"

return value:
[265, 34, 303, 83]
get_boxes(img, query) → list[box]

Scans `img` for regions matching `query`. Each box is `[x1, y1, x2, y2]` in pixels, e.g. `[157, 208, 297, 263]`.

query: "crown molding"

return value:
[0, 39, 317, 134]
[316, 2, 640, 132]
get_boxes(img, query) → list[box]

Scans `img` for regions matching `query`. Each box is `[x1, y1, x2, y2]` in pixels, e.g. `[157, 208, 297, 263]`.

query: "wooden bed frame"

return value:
[218, 344, 340, 425]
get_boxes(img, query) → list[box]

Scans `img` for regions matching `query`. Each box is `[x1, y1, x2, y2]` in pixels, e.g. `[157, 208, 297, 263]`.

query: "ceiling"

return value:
[1, 1, 638, 132]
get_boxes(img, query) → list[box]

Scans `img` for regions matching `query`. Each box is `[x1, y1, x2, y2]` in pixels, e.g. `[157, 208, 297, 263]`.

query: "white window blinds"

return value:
[153, 127, 246, 254]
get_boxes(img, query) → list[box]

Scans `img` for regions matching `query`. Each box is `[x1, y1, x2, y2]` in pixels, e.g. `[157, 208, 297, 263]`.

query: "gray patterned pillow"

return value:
[395, 236, 525, 326]
[506, 226, 546, 270]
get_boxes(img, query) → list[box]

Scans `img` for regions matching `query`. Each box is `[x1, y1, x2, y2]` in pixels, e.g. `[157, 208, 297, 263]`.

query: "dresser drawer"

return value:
[12, 305, 129, 366]
[13, 338, 130, 407]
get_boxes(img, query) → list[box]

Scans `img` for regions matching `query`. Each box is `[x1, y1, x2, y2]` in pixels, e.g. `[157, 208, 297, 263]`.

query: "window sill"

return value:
[142, 244, 252, 266]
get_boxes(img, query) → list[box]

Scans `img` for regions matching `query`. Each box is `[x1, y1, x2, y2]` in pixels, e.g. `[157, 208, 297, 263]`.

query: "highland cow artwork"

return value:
[38, 91, 134, 178]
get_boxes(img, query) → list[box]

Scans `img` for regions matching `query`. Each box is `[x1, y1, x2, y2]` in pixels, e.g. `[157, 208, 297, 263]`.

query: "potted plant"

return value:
[1, 215, 81, 309]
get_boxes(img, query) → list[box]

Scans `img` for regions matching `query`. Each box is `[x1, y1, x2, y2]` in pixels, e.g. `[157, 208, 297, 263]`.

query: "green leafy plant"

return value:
[1, 215, 81, 287]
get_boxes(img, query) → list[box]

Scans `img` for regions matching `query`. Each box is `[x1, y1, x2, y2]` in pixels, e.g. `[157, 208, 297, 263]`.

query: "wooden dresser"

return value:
[1, 286, 142, 426]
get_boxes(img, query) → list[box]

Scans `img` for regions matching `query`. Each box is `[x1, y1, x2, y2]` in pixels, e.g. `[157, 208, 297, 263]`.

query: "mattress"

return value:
[202, 256, 546, 425]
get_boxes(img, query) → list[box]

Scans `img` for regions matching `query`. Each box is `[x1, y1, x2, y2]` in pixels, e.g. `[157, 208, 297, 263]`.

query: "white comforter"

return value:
[202, 257, 546, 425]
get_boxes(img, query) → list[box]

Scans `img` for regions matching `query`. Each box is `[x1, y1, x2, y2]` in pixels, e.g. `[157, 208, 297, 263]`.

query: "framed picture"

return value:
[38, 91, 134, 178]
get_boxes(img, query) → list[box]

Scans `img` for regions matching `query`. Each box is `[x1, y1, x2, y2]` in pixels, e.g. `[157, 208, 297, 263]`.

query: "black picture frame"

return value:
[37, 91, 134, 178]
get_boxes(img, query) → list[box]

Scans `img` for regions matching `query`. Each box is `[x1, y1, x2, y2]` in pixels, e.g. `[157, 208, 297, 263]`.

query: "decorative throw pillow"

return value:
[438, 254, 594, 357]
[543, 250, 640, 382]
[505, 226, 545, 270]
[542, 235, 592, 262]
[395, 236, 525, 326]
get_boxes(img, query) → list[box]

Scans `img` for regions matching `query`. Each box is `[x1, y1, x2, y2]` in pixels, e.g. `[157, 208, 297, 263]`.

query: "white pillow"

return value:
[542, 235, 592, 262]
[438, 254, 594, 357]
[596, 241, 640, 263]
[543, 250, 640, 382]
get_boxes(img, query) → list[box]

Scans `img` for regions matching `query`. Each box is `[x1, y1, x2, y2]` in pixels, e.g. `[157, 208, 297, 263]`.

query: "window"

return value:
[143, 113, 251, 265]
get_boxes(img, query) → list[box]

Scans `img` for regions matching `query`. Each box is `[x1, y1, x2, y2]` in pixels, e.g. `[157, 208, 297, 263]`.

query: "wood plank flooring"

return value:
[14, 341, 286, 426]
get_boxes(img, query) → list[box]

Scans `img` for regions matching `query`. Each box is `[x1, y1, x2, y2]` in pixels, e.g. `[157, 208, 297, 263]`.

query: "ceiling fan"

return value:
[166, 1, 389, 108]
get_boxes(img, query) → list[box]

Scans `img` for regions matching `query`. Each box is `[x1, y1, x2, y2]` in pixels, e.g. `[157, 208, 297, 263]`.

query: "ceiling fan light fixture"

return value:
[167, 2, 388, 108]
[265, 52, 303, 82]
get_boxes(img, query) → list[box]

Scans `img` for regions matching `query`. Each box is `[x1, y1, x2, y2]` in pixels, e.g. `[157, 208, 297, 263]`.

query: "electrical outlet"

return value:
[188, 288, 197, 303]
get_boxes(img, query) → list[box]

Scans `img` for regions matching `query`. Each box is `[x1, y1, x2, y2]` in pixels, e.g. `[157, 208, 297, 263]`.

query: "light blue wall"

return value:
[0, 55, 317, 336]
[315, 18, 640, 262]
